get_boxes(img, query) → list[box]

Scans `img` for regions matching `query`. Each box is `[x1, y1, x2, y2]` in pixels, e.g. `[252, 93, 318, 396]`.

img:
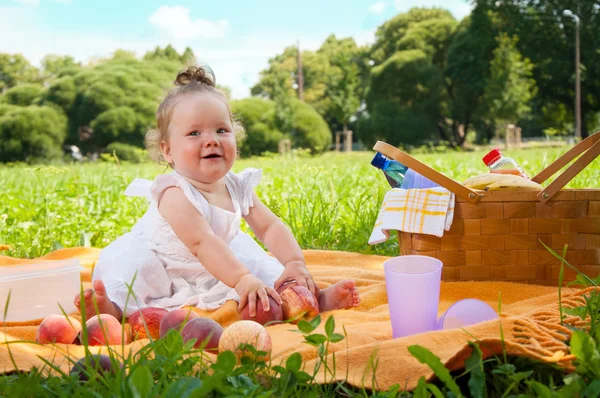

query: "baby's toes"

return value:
[352, 290, 360, 306]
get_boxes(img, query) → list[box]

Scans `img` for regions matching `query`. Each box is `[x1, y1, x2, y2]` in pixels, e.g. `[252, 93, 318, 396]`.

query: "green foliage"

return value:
[40, 55, 81, 80]
[143, 44, 196, 65]
[319, 36, 363, 132]
[481, 0, 600, 138]
[231, 97, 284, 156]
[1, 84, 46, 106]
[252, 35, 367, 137]
[360, 50, 441, 146]
[370, 7, 456, 64]
[39, 56, 181, 152]
[0, 105, 67, 162]
[290, 99, 332, 153]
[445, 4, 499, 144]
[483, 33, 537, 129]
[0, 103, 18, 117]
[90, 107, 138, 148]
[0, 53, 40, 91]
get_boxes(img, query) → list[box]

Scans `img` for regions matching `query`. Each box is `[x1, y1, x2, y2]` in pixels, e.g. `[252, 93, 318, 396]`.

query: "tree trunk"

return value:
[436, 121, 455, 148]
[581, 106, 589, 138]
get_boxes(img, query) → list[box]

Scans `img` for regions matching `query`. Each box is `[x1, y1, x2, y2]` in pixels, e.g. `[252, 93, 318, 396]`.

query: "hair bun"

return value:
[175, 65, 216, 87]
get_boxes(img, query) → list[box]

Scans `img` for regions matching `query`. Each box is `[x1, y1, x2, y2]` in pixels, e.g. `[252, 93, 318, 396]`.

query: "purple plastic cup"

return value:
[437, 299, 498, 330]
[383, 255, 443, 338]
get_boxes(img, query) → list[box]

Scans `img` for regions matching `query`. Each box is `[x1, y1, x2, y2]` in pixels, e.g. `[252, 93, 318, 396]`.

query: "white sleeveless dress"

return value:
[91, 168, 284, 316]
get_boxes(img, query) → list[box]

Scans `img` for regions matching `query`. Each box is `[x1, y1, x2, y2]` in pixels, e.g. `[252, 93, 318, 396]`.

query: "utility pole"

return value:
[297, 40, 304, 101]
[575, 15, 581, 140]
[563, 9, 581, 140]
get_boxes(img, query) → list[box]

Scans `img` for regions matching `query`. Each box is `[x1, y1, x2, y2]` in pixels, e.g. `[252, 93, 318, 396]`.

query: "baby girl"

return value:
[75, 65, 360, 321]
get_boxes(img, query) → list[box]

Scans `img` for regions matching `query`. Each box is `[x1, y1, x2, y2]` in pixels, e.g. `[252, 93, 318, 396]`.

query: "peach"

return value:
[180, 317, 224, 352]
[241, 296, 283, 326]
[85, 314, 129, 346]
[69, 354, 121, 382]
[127, 307, 168, 340]
[218, 320, 272, 362]
[276, 281, 298, 294]
[280, 285, 319, 323]
[36, 314, 82, 344]
[159, 308, 200, 338]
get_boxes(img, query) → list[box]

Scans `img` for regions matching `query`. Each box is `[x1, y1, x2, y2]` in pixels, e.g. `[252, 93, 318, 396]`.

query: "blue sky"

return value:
[1, 0, 473, 98]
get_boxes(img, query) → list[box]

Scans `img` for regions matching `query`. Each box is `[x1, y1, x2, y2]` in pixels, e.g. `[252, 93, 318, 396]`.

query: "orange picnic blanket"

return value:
[0, 248, 584, 391]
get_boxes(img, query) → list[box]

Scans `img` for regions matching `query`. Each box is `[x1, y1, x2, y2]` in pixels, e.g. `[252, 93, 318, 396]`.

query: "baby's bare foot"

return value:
[74, 280, 121, 320]
[318, 280, 360, 312]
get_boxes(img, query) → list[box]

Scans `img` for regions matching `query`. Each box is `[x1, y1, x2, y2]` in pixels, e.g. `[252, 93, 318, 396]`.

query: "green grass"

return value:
[1, 147, 598, 259]
[1, 146, 599, 396]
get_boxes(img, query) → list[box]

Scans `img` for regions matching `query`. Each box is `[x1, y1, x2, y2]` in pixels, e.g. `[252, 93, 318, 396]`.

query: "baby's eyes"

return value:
[189, 129, 228, 136]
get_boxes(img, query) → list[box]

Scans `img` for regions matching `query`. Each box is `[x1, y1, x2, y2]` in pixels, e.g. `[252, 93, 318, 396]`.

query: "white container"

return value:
[0, 259, 83, 322]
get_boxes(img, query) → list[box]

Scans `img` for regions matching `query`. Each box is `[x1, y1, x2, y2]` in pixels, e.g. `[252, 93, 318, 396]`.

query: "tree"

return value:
[318, 35, 364, 135]
[289, 99, 331, 153]
[362, 8, 467, 146]
[1, 84, 45, 106]
[483, 33, 537, 136]
[360, 49, 441, 146]
[0, 54, 39, 91]
[0, 105, 67, 162]
[230, 98, 284, 156]
[477, 0, 600, 138]
[252, 35, 367, 138]
[370, 7, 456, 64]
[143, 45, 196, 65]
[444, 4, 499, 144]
[41, 55, 81, 81]
[90, 107, 138, 149]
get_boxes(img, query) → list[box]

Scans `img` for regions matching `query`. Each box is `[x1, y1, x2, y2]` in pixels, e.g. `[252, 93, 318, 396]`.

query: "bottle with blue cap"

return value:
[371, 152, 439, 189]
[371, 152, 408, 188]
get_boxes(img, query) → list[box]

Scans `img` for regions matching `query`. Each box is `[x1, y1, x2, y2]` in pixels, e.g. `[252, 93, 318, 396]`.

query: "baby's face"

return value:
[162, 92, 237, 184]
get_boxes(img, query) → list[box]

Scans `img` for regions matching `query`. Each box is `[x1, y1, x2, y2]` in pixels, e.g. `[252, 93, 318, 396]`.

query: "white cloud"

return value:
[148, 6, 229, 40]
[369, 2, 387, 14]
[394, 0, 473, 20]
[12, 0, 39, 6]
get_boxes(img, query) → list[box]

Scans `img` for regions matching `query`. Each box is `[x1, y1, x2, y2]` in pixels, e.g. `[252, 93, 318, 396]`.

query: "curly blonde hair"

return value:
[145, 65, 245, 165]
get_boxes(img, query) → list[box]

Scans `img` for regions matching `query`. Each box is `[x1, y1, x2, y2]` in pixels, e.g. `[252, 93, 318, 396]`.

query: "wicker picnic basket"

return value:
[373, 133, 600, 286]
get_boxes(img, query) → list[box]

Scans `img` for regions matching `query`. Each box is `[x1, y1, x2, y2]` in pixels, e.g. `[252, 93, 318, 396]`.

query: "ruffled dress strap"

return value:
[226, 168, 262, 216]
[150, 172, 211, 219]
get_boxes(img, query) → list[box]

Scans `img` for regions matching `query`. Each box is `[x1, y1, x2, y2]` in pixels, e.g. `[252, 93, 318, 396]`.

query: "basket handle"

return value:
[532, 133, 600, 203]
[373, 141, 481, 203]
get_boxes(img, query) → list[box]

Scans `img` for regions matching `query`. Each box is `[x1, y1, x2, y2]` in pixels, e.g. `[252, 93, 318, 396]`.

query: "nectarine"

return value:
[241, 296, 283, 326]
[85, 314, 129, 346]
[218, 320, 272, 362]
[280, 285, 319, 323]
[70, 354, 120, 382]
[159, 308, 199, 338]
[180, 317, 224, 352]
[127, 307, 168, 340]
[36, 314, 82, 344]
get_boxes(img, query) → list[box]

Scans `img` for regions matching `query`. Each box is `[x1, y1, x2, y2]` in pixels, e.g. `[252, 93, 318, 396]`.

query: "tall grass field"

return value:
[2, 147, 598, 259]
[1, 146, 599, 396]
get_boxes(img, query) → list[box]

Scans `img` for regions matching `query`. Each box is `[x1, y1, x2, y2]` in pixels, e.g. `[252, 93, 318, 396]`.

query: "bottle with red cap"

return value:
[482, 149, 529, 179]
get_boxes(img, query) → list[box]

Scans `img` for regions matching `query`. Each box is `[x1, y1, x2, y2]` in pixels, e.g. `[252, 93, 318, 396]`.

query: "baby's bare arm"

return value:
[244, 192, 305, 267]
[157, 187, 251, 287]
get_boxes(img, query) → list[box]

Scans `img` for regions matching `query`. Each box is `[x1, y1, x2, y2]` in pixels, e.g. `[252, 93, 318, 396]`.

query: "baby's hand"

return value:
[235, 274, 281, 317]
[274, 261, 315, 295]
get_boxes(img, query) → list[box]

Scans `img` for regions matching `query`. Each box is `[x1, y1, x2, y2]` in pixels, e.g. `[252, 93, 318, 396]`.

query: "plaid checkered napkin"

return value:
[369, 187, 455, 244]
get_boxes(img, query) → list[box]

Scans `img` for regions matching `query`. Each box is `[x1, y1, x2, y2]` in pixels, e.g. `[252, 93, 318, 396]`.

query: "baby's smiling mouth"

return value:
[203, 154, 222, 159]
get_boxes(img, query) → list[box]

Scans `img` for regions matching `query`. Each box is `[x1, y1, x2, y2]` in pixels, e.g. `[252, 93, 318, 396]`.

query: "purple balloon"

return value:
[437, 299, 498, 330]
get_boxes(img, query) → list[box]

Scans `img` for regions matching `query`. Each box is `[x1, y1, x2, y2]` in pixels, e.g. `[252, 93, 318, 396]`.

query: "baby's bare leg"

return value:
[74, 280, 123, 321]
